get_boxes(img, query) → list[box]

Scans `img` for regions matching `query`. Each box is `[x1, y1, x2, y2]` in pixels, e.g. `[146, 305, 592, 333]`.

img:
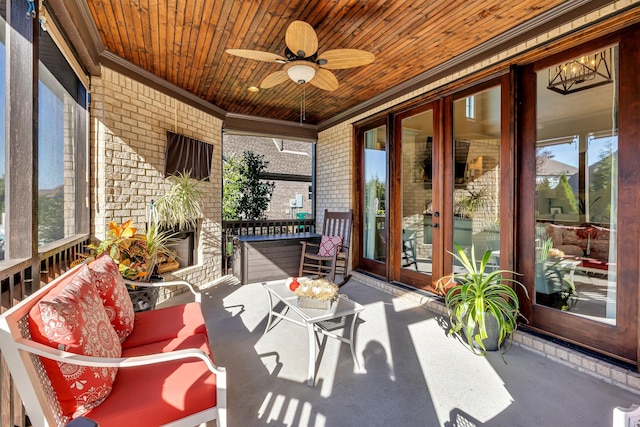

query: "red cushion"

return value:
[121, 302, 207, 349]
[121, 332, 212, 358]
[318, 235, 342, 257]
[28, 265, 122, 418]
[88, 254, 135, 342]
[580, 258, 612, 271]
[84, 333, 218, 426]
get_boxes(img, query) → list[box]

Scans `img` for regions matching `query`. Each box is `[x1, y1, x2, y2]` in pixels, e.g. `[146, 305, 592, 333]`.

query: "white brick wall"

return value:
[90, 67, 223, 289]
[316, 122, 353, 228]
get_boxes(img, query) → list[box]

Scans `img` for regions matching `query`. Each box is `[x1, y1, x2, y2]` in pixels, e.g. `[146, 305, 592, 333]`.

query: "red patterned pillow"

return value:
[318, 235, 343, 257]
[89, 254, 135, 342]
[30, 266, 122, 418]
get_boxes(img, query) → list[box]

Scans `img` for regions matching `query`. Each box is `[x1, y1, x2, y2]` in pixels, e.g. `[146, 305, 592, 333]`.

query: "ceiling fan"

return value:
[226, 20, 375, 92]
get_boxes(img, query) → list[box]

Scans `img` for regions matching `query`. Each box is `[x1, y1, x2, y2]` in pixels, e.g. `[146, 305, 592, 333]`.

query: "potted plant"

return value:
[153, 171, 205, 232]
[89, 220, 174, 311]
[438, 243, 528, 355]
[152, 171, 206, 270]
[536, 238, 578, 311]
[454, 187, 490, 219]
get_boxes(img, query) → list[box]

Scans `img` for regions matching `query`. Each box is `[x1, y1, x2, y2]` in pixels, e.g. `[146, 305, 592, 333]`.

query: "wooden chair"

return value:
[402, 229, 418, 270]
[299, 209, 353, 285]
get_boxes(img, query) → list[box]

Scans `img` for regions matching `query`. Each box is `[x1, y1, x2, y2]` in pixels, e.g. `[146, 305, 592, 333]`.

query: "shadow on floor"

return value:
[197, 275, 639, 427]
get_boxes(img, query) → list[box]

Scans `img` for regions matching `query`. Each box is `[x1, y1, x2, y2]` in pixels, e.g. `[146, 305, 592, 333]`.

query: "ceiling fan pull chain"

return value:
[300, 83, 306, 125]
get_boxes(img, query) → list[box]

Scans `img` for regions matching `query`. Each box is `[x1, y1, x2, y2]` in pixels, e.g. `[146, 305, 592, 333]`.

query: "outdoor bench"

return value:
[0, 254, 226, 427]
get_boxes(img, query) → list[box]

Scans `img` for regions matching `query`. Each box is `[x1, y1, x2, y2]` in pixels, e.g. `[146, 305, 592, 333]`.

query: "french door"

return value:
[355, 27, 640, 365]
[357, 118, 389, 278]
[392, 102, 442, 289]
[518, 30, 640, 364]
[356, 75, 511, 292]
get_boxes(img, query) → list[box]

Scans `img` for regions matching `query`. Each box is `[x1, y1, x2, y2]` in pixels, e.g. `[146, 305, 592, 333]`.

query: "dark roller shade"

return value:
[165, 131, 213, 181]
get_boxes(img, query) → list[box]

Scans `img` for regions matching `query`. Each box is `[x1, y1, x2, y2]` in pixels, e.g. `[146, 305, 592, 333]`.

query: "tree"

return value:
[222, 154, 244, 221]
[38, 187, 64, 245]
[223, 151, 275, 220]
[535, 148, 553, 175]
[364, 176, 385, 215]
[555, 174, 578, 214]
[238, 151, 275, 220]
[588, 142, 617, 219]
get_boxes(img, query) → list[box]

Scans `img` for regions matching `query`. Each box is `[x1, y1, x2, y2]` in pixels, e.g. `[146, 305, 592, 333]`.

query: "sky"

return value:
[38, 78, 65, 190]
[0, 42, 65, 191]
[545, 136, 618, 168]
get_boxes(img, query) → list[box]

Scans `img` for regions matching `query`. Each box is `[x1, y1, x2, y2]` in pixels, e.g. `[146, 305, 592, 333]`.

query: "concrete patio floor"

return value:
[166, 275, 640, 426]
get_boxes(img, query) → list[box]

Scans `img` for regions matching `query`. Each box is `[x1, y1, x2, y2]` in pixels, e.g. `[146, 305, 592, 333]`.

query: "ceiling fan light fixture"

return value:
[286, 64, 316, 84]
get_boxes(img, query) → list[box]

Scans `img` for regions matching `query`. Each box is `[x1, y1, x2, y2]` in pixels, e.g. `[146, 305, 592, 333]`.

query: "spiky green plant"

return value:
[144, 222, 176, 277]
[445, 243, 528, 355]
[154, 171, 205, 231]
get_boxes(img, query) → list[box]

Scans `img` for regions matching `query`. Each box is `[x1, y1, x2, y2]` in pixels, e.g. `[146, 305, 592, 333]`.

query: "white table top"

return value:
[263, 280, 364, 323]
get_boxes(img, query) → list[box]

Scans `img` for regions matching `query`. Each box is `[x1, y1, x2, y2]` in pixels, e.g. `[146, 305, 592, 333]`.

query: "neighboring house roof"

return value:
[537, 158, 578, 177]
[223, 135, 312, 177]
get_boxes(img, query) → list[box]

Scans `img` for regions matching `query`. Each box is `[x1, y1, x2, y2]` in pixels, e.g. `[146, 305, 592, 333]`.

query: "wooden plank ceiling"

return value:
[86, 0, 566, 125]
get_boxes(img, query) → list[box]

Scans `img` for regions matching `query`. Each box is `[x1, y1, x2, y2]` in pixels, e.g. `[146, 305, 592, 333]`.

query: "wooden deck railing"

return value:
[0, 235, 89, 427]
[222, 218, 316, 274]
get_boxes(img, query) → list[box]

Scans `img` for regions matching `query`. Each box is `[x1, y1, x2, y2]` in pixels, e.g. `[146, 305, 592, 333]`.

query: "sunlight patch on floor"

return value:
[391, 294, 424, 313]
[258, 392, 326, 427]
[409, 318, 513, 425]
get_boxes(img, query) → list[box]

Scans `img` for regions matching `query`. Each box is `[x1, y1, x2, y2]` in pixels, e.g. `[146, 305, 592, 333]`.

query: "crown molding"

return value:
[99, 52, 317, 139]
[100, 51, 227, 120]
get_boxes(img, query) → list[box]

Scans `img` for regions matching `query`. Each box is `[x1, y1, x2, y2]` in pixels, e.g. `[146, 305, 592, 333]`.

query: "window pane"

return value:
[38, 71, 66, 245]
[401, 110, 433, 274]
[363, 126, 387, 261]
[38, 32, 87, 246]
[534, 46, 618, 324]
[452, 87, 502, 269]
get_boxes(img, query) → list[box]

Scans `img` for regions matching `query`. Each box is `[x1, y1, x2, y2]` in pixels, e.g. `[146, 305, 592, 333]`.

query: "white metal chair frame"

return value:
[0, 265, 227, 427]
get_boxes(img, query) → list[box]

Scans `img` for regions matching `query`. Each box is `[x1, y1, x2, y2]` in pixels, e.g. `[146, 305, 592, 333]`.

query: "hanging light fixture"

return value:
[285, 62, 317, 84]
[547, 47, 613, 95]
[282, 62, 318, 124]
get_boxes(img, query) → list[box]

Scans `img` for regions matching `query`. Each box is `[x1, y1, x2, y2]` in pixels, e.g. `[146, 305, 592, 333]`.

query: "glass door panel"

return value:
[363, 125, 387, 264]
[452, 87, 502, 270]
[400, 109, 434, 275]
[534, 46, 618, 324]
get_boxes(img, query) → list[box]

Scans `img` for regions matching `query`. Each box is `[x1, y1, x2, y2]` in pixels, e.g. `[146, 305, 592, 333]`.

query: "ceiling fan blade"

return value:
[285, 21, 318, 58]
[226, 49, 285, 63]
[317, 49, 375, 69]
[309, 68, 339, 92]
[260, 71, 289, 89]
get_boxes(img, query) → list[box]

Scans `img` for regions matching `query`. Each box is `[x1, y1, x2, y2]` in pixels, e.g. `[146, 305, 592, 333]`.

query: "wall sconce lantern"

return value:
[547, 48, 613, 95]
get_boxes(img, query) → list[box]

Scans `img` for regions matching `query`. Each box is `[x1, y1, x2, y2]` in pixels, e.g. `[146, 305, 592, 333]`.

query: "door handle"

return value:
[433, 223, 439, 228]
